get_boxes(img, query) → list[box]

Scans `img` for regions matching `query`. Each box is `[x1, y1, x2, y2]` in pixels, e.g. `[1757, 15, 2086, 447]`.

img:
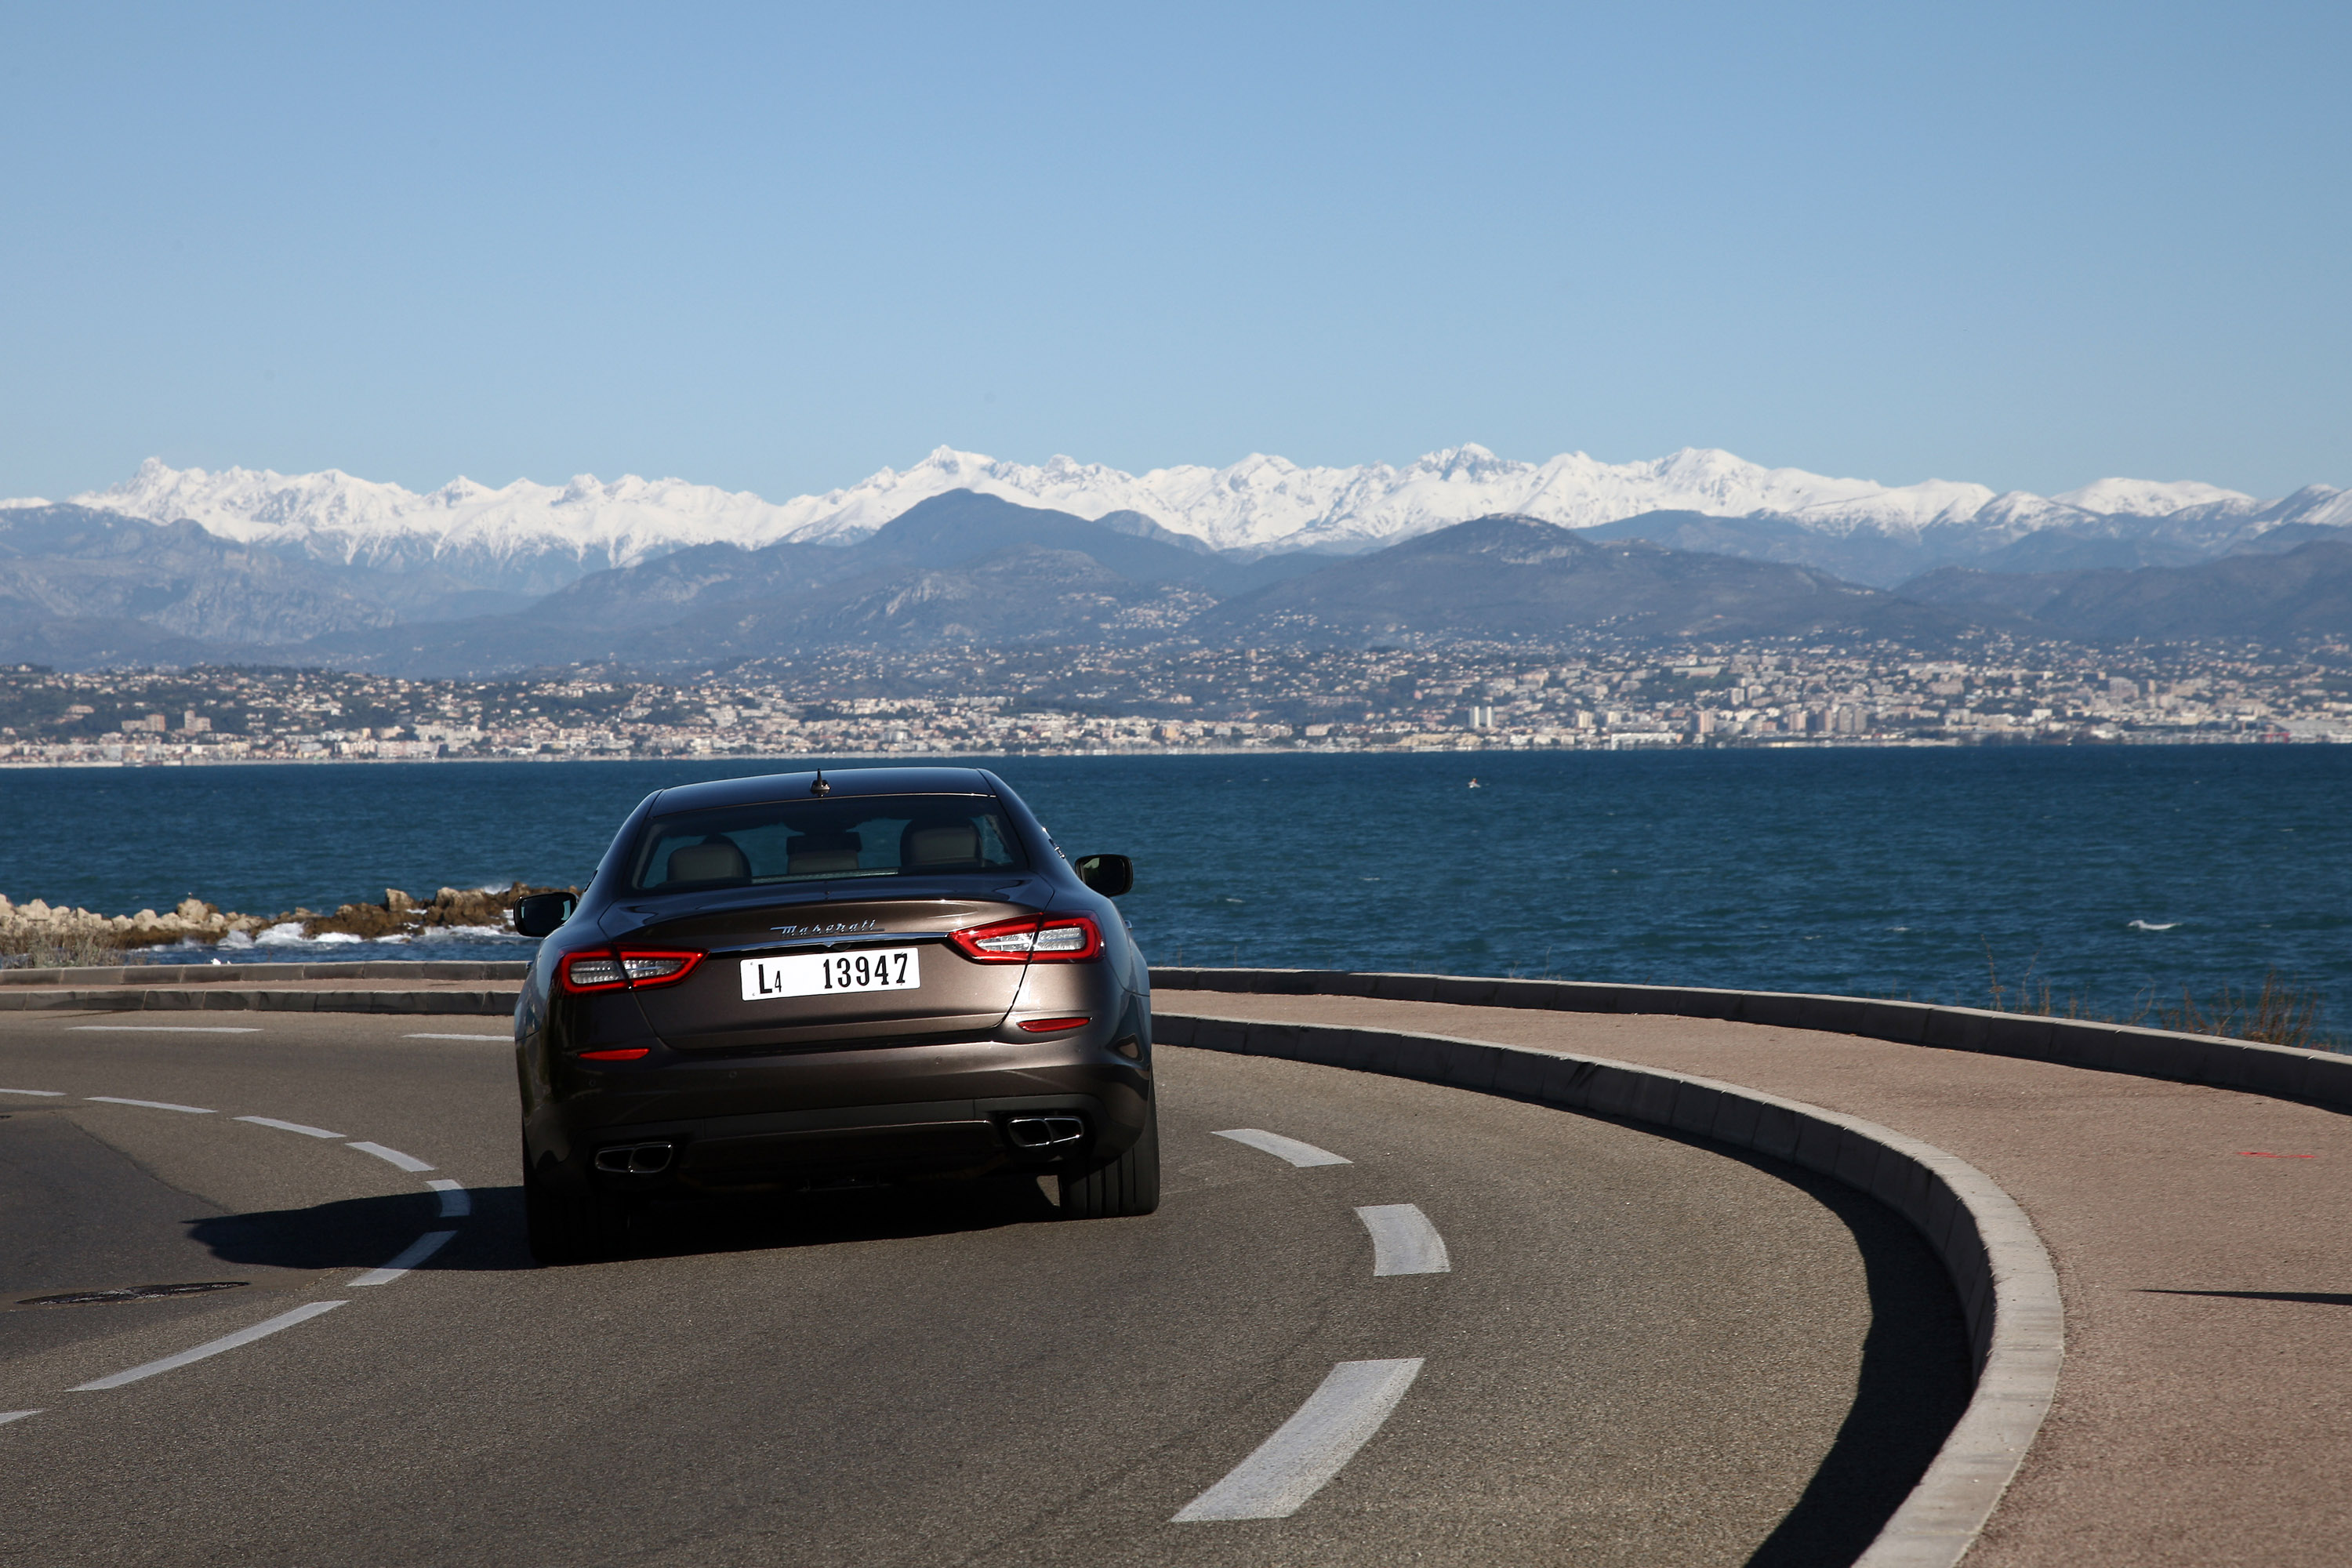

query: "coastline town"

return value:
[3, 639, 2348, 767]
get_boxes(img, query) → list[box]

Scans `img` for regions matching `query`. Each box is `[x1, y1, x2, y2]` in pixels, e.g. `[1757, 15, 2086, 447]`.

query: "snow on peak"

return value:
[74, 459, 813, 568]
[57, 448, 2326, 582]
[2055, 477, 2256, 516]
[2263, 485, 2352, 528]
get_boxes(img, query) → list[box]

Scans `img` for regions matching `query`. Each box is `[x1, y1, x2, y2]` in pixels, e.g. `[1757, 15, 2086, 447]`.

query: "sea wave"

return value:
[255, 921, 328, 945]
[2127, 920, 2181, 931]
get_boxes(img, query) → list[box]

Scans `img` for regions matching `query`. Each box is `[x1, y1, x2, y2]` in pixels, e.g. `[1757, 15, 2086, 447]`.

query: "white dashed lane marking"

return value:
[402, 1033, 509, 1041]
[235, 1115, 346, 1139]
[1211, 1128, 1352, 1167]
[69, 1025, 260, 1034]
[3, 1072, 473, 1416]
[1173, 1359, 1427, 1522]
[1356, 1204, 1452, 1276]
[351, 1230, 457, 1287]
[70, 1301, 350, 1392]
[347, 1141, 434, 1172]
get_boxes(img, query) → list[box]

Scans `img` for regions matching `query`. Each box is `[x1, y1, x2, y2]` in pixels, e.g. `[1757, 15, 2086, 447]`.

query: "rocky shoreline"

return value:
[0, 883, 575, 955]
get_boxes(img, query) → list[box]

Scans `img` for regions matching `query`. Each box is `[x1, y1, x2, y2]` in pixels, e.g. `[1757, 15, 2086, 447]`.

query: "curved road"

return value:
[0, 1011, 1967, 1566]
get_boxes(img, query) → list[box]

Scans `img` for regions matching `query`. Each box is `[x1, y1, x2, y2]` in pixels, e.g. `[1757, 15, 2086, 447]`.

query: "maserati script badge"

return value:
[770, 918, 884, 937]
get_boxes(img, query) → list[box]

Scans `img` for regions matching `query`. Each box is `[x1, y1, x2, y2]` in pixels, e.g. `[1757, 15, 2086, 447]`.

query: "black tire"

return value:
[1058, 1102, 1160, 1219]
[524, 1160, 626, 1265]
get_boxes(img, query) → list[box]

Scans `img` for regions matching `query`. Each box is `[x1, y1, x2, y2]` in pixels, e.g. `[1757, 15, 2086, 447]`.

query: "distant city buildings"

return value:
[1, 637, 2346, 766]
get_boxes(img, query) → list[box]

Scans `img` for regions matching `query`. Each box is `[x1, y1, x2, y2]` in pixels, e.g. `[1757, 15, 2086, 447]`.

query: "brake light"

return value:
[946, 914, 1103, 964]
[559, 949, 704, 993]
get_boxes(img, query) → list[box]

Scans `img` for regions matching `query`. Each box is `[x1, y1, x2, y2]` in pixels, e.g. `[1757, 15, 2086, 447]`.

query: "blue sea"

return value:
[5, 749, 2347, 1029]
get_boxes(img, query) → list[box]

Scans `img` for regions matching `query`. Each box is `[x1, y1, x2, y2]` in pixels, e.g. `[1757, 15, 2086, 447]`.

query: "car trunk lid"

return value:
[613, 887, 1042, 1053]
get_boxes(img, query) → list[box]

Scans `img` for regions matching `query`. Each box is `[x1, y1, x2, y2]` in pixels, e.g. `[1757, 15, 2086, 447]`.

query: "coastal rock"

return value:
[2, 881, 572, 956]
[294, 881, 574, 940]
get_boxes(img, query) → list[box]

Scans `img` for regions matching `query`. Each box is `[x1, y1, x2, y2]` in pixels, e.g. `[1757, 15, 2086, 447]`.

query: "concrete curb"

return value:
[1154, 1008, 2063, 1568]
[1152, 967, 2352, 1110]
[0, 987, 520, 1016]
[0, 960, 527, 1016]
[0, 960, 531, 987]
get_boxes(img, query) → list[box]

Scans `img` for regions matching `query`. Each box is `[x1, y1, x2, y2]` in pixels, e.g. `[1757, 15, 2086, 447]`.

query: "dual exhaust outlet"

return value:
[595, 1119, 1083, 1172]
[593, 1142, 675, 1175]
[1005, 1115, 1087, 1150]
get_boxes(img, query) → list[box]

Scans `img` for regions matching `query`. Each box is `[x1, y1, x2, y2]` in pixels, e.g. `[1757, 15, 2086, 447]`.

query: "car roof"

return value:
[644, 767, 1003, 815]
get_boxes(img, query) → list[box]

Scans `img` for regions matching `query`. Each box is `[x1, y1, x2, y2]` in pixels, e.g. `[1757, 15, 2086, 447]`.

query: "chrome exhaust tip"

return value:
[1005, 1115, 1087, 1149]
[594, 1142, 675, 1175]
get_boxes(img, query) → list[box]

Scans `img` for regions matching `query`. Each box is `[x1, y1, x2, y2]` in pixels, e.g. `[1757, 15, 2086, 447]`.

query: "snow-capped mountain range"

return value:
[22, 445, 2350, 595]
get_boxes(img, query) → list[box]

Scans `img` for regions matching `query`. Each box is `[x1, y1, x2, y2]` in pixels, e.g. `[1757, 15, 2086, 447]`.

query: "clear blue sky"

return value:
[1, 1, 2343, 503]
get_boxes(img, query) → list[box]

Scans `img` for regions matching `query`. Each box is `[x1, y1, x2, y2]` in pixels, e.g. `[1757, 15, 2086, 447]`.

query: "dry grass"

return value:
[1983, 946, 2338, 1051]
[2158, 971, 2329, 1051]
[0, 927, 125, 970]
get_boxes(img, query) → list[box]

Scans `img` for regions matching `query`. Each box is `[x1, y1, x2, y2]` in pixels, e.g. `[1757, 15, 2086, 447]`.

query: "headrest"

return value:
[788, 830, 863, 876]
[902, 819, 981, 866]
[666, 839, 747, 884]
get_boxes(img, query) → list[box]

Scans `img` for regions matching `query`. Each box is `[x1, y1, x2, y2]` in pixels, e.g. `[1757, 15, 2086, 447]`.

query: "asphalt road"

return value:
[0, 1011, 1968, 1567]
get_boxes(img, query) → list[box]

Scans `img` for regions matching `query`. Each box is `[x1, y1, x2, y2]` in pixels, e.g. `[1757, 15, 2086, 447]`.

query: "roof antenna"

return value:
[810, 767, 831, 798]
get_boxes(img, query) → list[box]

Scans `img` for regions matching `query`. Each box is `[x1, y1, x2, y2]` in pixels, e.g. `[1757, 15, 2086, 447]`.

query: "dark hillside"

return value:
[1200, 514, 1990, 645]
[1895, 539, 2352, 641]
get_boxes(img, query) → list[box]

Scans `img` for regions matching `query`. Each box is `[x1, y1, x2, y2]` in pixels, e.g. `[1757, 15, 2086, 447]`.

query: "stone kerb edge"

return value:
[0, 987, 519, 1016]
[1153, 1008, 2062, 1568]
[0, 960, 532, 987]
[1152, 967, 2352, 1112]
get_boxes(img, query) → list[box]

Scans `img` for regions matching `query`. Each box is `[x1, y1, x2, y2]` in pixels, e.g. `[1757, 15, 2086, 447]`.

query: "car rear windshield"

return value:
[626, 794, 1027, 891]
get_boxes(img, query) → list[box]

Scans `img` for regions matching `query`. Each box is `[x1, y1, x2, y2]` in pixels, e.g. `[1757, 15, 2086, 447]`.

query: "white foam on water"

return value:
[142, 935, 227, 954]
[412, 924, 517, 942]
[2127, 919, 2182, 931]
[250, 923, 362, 946]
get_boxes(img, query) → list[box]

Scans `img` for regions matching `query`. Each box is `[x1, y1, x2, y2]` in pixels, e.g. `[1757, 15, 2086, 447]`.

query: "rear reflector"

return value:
[1017, 1016, 1090, 1033]
[947, 914, 1103, 964]
[560, 949, 704, 994]
[578, 1047, 651, 1061]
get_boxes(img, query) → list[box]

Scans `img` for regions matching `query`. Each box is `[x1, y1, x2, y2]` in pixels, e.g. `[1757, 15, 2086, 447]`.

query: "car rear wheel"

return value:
[1058, 1102, 1160, 1219]
[524, 1156, 628, 1264]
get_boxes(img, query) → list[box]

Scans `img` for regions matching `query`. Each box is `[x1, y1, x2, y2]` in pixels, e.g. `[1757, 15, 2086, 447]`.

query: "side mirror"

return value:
[511, 891, 578, 938]
[1074, 854, 1133, 898]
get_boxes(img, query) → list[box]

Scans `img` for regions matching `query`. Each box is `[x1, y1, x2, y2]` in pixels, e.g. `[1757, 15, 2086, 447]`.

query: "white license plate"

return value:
[741, 948, 921, 1000]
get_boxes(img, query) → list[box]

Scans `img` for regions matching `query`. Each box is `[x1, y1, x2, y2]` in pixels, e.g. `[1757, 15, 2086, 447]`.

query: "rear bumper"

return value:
[522, 1027, 1150, 1196]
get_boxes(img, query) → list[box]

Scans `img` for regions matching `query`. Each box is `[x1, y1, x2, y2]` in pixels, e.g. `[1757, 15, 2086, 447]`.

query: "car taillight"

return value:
[1018, 1016, 1091, 1033]
[579, 1047, 651, 1061]
[948, 916, 1038, 963]
[559, 949, 703, 993]
[947, 914, 1103, 964]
